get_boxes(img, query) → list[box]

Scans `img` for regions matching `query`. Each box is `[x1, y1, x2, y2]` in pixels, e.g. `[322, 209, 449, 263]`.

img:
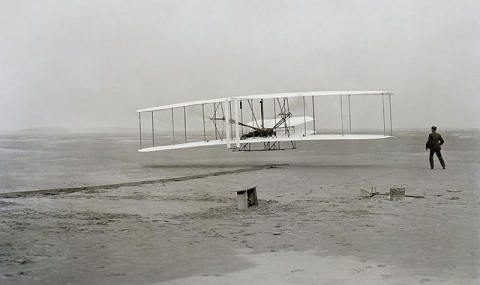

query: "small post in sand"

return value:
[389, 187, 405, 201]
[235, 187, 258, 210]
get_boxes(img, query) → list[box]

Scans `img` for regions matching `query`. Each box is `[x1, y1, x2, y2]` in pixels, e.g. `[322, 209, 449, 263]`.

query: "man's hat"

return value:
[431, 126, 437, 131]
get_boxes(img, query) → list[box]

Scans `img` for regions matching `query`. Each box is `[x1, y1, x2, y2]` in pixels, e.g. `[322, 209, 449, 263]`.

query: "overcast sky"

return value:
[1, 0, 479, 132]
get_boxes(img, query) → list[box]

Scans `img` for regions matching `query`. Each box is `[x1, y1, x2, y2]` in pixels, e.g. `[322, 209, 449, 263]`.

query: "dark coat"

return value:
[426, 132, 444, 151]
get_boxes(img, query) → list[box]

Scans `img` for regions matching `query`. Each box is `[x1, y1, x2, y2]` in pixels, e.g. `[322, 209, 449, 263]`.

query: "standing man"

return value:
[426, 126, 446, 169]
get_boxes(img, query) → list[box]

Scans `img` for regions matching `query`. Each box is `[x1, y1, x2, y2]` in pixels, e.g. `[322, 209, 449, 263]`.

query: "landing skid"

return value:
[234, 141, 297, 151]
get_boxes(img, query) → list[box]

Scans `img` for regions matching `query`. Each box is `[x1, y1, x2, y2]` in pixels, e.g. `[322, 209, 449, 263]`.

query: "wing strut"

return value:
[312, 96, 316, 135]
[152, 112, 155, 146]
[389, 94, 393, 136]
[225, 99, 231, 148]
[139, 112, 142, 149]
[234, 99, 240, 149]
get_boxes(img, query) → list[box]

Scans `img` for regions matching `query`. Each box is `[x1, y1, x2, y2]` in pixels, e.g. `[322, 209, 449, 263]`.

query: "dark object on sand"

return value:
[360, 189, 424, 199]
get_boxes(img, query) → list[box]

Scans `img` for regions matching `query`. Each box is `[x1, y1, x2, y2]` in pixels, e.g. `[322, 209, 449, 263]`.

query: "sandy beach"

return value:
[1, 130, 479, 284]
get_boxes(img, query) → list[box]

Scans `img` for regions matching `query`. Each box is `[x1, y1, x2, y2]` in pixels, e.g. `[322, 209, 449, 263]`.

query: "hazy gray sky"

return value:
[1, 0, 479, 131]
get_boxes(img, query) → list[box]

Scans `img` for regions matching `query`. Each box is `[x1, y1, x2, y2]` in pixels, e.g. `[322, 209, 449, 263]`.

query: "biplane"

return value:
[137, 91, 394, 152]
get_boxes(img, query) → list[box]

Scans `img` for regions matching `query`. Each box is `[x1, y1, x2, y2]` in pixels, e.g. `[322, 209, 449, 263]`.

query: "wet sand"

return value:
[1, 132, 479, 284]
